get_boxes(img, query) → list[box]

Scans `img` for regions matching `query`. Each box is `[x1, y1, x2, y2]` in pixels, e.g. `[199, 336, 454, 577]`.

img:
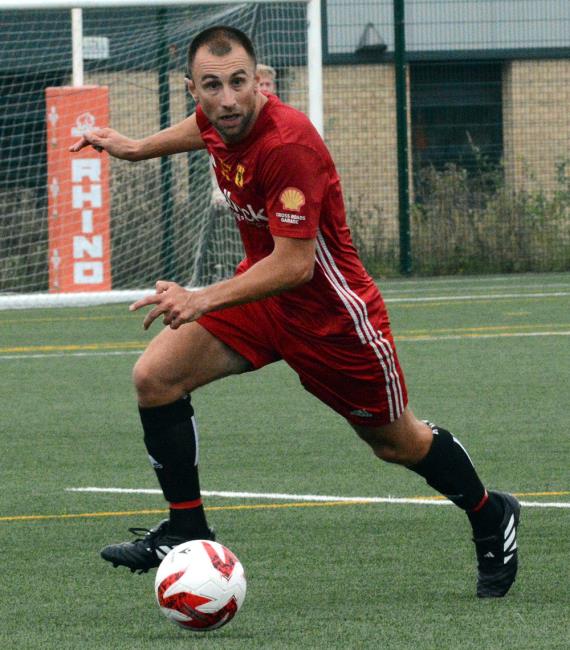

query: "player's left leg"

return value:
[352, 410, 520, 598]
[100, 322, 252, 573]
[272, 305, 519, 597]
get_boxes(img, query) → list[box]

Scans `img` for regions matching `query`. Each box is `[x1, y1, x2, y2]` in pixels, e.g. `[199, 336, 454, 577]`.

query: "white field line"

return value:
[381, 283, 570, 294]
[397, 330, 570, 342]
[66, 487, 570, 509]
[0, 350, 143, 360]
[385, 291, 570, 303]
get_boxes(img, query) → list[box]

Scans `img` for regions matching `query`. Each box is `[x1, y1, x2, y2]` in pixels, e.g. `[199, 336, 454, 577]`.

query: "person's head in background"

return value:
[256, 63, 277, 95]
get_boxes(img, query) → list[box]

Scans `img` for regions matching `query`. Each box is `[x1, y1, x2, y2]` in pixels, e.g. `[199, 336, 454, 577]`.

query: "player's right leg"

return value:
[101, 322, 252, 573]
[353, 413, 520, 598]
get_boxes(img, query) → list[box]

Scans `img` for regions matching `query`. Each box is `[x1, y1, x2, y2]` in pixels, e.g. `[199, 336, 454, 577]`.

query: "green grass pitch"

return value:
[1, 273, 569, 649]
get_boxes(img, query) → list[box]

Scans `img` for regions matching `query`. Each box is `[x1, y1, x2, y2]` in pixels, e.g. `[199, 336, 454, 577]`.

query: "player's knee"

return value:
[370, 441, 408, 464]
[132, 359, 156, 399]
[132, 357, 179, 403]
[356, 429, 403, 463]
[354, 419, 431, 465]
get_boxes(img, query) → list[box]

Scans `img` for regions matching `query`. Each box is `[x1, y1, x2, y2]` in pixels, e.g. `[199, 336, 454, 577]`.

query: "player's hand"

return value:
[69, 127, 138, 160]
[129, 281, 205, 330]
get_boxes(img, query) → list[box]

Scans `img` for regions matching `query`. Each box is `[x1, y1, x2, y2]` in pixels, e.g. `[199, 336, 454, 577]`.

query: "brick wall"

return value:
[503, 59, 570, 193]
[322, 65, 400, 248]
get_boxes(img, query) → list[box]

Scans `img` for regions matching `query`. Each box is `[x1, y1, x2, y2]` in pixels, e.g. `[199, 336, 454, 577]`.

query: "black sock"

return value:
[409, 423, 503, 536]
[466, 490, 505, 538]
[139, 396, 210, 538]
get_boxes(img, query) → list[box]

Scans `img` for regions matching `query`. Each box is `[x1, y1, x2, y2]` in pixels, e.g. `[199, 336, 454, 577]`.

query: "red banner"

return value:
[46, 86, 111, 292]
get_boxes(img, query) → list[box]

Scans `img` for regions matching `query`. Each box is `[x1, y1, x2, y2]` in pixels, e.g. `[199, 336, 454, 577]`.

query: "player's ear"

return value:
[185, 77, 199, 103]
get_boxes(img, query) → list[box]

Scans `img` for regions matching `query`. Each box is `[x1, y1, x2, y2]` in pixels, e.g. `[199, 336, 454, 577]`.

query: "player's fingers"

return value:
[143, 306, 166, 330]
[156, 280, 175, 293]
[170, 317, 188, 330]
[69, 136, 90, 152]
[129, 293, 162, 312]
[168, 312, 185, 329]
[70, 132, 104, 153]
[85, 127, 107, 139]
[170, 308, 200, 329]
[85, 133, 105, 151]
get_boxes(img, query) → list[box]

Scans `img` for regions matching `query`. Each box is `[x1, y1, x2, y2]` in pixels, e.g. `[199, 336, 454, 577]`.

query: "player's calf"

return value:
[408, 422, 519, 597]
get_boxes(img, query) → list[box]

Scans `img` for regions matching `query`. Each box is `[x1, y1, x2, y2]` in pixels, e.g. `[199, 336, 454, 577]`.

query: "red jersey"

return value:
[196, 94, 388, 341]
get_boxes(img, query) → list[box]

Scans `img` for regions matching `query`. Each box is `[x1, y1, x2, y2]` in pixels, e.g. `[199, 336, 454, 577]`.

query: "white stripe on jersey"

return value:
[315, 232, 404, 420]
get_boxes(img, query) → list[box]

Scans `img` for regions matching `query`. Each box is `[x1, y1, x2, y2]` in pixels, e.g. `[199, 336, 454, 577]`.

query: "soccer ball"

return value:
[154, 539, 246, 632]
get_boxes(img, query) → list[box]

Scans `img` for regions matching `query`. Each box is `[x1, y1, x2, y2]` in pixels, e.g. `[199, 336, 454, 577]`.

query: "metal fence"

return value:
[1, 0, 569, 293]
[324, 0, 570, 276]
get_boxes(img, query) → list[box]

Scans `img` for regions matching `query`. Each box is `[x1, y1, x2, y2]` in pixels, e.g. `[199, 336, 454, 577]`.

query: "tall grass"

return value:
[2, 156, 569, 293]
[411, 158, 570, 275]
[0, 187, 48, 293]
[346, 156, 570, 276]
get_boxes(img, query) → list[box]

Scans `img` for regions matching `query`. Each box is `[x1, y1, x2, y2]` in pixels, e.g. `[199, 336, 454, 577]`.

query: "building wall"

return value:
[88, 60, 569, 239]
[85, 70, 195, 203]
[503, 59, 570, 193]
[85, 71, 189, 137]
[322, 65, 400, 246]
[92, 66, 401, 251]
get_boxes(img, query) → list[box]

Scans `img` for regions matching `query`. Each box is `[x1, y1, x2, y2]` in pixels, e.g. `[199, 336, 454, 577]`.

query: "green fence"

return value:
[1, 1, 569, 293]
[323, 0, 570, 275]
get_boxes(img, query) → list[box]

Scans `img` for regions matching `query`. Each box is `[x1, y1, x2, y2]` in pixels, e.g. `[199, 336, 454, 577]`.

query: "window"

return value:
[410, 62, 503, 173]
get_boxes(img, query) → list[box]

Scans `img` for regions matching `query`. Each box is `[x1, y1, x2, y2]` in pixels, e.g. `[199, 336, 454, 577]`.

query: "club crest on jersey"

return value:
[219, 158, 232, 181]
[279, 187, 305, 212]
[235, 164, 246, 188]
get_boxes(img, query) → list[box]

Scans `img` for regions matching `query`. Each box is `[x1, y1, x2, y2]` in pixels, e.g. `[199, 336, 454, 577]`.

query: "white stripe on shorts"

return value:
[315, 232, 404, 420]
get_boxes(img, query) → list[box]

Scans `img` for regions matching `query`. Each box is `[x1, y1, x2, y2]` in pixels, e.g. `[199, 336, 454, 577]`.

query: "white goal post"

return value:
[0, 0, 322, 309]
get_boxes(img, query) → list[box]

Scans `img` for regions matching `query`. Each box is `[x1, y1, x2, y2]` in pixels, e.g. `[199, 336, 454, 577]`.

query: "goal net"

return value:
[0, 0, 317, 308]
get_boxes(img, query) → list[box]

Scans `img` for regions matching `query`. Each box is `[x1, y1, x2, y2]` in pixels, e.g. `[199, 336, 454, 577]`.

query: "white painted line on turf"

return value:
[381, 282, 570, 294]
[66, 487, 570, 508]
[0, 350, 143, 360]
[398, 331, 570, 342]
[385, 291, 570, 303]
[380, 274, 570, 287]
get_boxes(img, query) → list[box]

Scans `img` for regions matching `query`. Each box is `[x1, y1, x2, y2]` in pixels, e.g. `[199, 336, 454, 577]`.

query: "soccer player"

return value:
[212, 61, 276, 206]
[256, 62, 277, 95]
[70, 26, 520, 598]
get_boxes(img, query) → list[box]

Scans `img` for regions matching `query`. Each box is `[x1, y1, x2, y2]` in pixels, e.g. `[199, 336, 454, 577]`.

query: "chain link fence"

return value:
[324, 0, 570, 275]
[1, 1, 569, 292]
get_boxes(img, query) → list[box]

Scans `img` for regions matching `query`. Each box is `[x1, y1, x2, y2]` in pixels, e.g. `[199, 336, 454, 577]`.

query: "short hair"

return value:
[256, 63, 277, 79]
[186, 25, 257, 79]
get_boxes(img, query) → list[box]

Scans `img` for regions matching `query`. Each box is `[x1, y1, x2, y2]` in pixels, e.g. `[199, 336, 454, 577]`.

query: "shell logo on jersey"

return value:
[235, 164, 245, 188]
[279, 187, 305, 212]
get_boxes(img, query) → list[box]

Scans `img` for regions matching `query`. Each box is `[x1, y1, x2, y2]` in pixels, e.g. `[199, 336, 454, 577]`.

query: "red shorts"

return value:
[198, 299, 408, 426]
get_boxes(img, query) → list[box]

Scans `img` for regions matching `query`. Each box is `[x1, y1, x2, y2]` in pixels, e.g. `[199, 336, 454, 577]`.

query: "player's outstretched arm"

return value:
[130, 236, 316, 330]
[69, 113, 205, 160]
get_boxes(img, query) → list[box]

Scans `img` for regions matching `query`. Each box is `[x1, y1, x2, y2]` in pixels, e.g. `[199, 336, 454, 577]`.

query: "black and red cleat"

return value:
[473, 491, 521, 598]
[101, 519, 215, 574]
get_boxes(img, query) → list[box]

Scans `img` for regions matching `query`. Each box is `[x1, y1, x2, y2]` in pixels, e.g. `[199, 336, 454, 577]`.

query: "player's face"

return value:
[258, 74, 276, 95]
[188, 45, 261, 143]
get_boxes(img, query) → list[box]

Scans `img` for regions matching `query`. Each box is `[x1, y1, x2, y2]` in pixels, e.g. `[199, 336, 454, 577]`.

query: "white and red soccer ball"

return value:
[154, 540, 246, 632]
